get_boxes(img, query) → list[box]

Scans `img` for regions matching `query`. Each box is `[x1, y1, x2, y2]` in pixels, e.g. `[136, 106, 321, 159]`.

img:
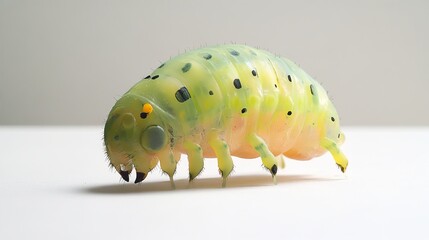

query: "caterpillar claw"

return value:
[119, 170, 130, 182]
[135, 172, 147, 183]
[270, 164, 278, 185]
[336, 163, 346, 173]
[270, 164, 278, 175]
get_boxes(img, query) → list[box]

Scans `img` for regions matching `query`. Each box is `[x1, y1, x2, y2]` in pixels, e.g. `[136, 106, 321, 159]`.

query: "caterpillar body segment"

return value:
[103, 44, 348, 187]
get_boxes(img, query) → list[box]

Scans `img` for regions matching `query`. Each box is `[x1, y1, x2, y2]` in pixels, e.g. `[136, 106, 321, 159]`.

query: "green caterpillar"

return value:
[104, 44, 348, 187]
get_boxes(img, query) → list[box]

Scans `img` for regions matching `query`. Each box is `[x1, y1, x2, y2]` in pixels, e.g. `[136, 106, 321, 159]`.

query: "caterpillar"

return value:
[103, 44, 348, 187]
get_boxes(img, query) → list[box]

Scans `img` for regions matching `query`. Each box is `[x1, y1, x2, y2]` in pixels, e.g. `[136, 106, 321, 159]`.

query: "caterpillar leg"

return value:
[183, 141, 204, 181]
[321, 138, 348, 173]
[158, 150, 177, 189]
[247, 134, 278, 183]
[208, 133, 234, 187]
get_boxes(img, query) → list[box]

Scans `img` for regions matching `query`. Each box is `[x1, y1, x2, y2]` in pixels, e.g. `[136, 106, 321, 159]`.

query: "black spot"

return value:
[338, 133, 341, 138]
[203, 53, 212, 60]
[140, 112, 148, 119]
[274, 84, 277, 88]
[250, 50, 257, 56]
[271, 164, 278, 175]
[310, 84, 315, 95]
[287, 111, 292, 116]
[209, 90, 214, 95]
[182, 63, 192, 73]
[252, 69, 257, 76]
[331, 117, 335, 122]
[144, 75, 151, 79]
[175, 87, 191, 102]
[158, 63, 165, 69]
[233, 79, 242, 89]
[114, 135, 119, 141]
[288, 75, 292, 82]
[230, 50, 239, 56]
[151, 75, 159, 80]
[241, 108, 247, 114]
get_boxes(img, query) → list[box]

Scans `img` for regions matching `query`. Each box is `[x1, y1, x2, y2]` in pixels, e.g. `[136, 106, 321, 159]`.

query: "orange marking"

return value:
[142, 103, 153, 113]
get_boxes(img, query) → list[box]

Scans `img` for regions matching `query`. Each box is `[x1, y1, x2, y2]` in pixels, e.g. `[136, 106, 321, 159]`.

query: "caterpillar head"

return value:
[104, 95, 170, 183]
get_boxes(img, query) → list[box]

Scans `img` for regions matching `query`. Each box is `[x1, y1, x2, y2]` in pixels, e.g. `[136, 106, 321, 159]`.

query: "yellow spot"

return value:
[142, 103, 153, 113]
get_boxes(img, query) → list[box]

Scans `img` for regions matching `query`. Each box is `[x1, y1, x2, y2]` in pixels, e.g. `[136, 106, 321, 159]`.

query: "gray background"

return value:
[1, 0, 428, 126]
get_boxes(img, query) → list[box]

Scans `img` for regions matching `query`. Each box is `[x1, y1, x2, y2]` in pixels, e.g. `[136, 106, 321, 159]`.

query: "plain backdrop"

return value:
[1, 0, 428, 125]
[1, 2, 428, 239]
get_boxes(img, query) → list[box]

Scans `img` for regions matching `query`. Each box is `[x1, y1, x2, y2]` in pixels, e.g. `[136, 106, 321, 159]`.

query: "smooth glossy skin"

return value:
[104, 44, 348, 187]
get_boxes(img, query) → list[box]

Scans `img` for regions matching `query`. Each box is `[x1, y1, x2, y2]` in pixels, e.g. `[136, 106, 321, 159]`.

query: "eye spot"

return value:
[338, 133, 341, 138]
[158, 63, 165, 69]
[209, 90, 214, 95]
[252, 69, 257, 76]
[151, 75, 159, 80]
[288, 75, 292, 82]
[287, 111, 292, 116]
[140, 103, 153, 119]
[144, 75, 151, 79]
[141, 126, 166, 151]
[241, 108, 247, 114]
[331, 117, 335, 122]
[274, 84, 277, 88]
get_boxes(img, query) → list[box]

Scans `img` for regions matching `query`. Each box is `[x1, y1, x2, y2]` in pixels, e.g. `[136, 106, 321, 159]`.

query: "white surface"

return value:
[0, 127, 428, 239]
